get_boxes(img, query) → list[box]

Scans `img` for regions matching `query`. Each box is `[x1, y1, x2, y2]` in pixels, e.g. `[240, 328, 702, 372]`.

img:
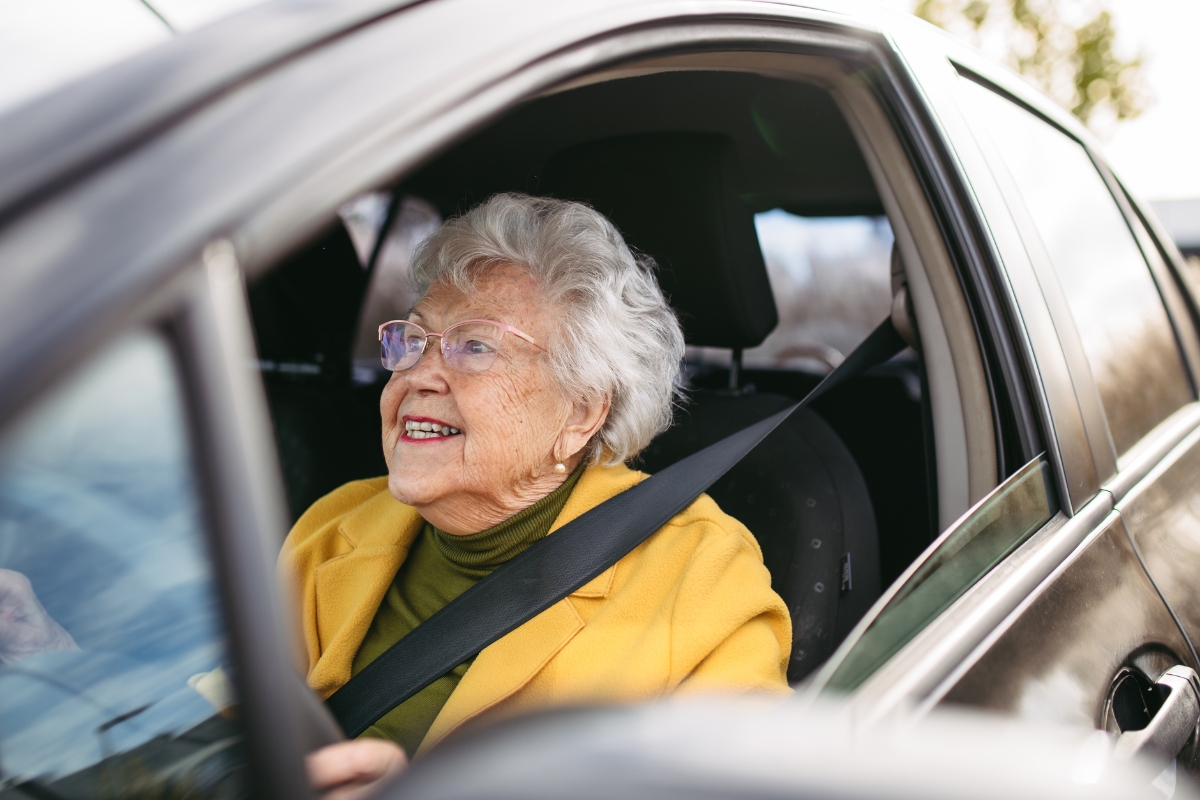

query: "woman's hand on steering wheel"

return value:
[306, 738, 408, 800]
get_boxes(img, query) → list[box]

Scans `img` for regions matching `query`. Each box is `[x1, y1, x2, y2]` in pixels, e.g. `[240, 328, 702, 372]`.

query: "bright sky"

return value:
[876, 0, 1200, 202]
[0, 0, 259, 114]
[1100, 0, 1200, 201]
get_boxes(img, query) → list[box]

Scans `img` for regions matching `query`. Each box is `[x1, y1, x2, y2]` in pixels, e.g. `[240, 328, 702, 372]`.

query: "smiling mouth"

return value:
[404, 418, 462, 440]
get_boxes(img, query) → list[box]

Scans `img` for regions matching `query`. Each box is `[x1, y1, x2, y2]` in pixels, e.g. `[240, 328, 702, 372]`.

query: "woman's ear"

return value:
[557, 396, 610, 463]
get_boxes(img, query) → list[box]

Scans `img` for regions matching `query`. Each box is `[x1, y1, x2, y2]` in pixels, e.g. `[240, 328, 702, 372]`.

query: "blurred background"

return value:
[876, 0, 1200, 270]
[3, 0, 1196, 265]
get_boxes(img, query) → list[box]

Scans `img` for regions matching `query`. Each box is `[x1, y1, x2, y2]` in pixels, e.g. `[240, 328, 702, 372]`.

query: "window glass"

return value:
[343, 194, 443, 385]
[822, 456, 1055, 693]
[0, 331, 247, 796]
[959, 78, 1192, 454]
[689, 211, 896, 375]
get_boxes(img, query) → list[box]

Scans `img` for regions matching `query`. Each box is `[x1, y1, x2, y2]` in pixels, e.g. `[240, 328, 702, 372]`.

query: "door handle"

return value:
[1113, 665, 1200, 772]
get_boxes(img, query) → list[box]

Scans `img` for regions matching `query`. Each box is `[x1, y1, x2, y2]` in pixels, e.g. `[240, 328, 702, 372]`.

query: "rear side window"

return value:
[959, 78, 1192, 455]
[343, 193, 443, 385]
[0, 331, 247, 796]
[747, 210, 894, 371]
[688, 210, 897, 374]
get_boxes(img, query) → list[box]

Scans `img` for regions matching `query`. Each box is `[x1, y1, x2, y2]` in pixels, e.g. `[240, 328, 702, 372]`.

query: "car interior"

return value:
[247, 52, 1001, 683]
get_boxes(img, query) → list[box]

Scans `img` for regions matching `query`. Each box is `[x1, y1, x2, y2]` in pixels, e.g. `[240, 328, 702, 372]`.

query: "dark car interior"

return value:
[248, 69, 936, 682]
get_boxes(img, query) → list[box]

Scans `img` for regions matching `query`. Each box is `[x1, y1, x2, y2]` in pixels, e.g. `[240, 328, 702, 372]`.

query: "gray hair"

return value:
[410, 192, 685, 465]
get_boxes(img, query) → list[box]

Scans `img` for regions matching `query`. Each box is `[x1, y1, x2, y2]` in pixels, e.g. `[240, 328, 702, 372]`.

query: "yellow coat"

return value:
[280, 463, 791, 754]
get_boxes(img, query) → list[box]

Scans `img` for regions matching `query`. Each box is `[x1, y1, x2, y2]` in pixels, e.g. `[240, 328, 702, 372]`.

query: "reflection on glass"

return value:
[0, 332, 247, 797]
[960, 80, 1192, 454]
[823, 458, 1055, 693]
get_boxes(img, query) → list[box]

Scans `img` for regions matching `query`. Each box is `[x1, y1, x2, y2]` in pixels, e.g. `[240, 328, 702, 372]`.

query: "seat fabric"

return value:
[638, 391, 880, 682]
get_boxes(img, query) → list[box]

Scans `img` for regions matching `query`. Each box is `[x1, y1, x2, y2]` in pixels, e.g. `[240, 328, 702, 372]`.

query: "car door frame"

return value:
[795, 21, 1103, 718]
[176, 246, 322, 799]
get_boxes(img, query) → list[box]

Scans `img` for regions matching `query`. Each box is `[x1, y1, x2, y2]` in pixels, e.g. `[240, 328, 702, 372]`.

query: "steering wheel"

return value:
[294, 673, 347, 750]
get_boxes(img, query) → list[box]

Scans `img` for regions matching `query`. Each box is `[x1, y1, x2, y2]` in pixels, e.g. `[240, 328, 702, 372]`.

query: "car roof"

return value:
[0, 0, 422, 227]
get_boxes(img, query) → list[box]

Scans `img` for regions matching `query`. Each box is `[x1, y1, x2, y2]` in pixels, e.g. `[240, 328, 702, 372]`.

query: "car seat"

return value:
[544, 134, 882, 681]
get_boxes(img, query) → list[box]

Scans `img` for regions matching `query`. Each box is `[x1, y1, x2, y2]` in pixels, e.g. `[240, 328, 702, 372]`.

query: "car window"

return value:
[751, 210, 895, 369]
[0, 330, 247, 796]
[820, 455, 1055, 693]
[343, 193, 443, 385]
[689, 210, 897, 374]
[958, 78, 1192, 456]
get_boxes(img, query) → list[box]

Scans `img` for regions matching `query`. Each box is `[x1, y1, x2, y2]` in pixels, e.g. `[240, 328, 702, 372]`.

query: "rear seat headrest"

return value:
[542, 133, 778, 349]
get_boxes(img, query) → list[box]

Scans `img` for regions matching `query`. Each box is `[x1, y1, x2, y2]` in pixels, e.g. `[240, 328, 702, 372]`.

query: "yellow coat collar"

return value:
[308, 463, 646, 749]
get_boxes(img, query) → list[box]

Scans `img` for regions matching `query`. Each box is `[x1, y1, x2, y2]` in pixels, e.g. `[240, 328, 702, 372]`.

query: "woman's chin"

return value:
[387, 478, 422, 507]
[387, 469, 450, 508]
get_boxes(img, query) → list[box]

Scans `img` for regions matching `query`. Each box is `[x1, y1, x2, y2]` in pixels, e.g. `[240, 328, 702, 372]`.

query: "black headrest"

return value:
[542, 133, 777, 349]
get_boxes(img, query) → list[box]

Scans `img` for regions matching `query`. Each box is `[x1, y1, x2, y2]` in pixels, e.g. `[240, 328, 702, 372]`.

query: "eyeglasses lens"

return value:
[442, 322, 502, 373]
[380, 321, 504, 373]
[380, 322, 427, 371]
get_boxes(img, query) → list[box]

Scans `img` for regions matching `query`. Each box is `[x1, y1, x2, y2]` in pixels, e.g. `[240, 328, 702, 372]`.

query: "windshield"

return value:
[0, 330, 249, 796]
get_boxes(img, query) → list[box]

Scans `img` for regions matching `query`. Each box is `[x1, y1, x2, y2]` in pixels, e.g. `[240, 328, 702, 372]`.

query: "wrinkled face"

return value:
[380, 265, 577, 534]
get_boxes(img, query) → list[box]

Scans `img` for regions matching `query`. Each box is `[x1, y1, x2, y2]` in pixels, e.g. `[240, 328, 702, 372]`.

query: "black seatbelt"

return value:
[325, 317, 907, 738]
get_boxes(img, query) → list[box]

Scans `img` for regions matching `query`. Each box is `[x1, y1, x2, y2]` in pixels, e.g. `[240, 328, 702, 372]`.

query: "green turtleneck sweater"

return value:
[351, 466, 584, 756]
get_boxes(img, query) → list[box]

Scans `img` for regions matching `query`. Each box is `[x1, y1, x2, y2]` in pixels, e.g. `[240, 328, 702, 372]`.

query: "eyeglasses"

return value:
[378, 318, 545, 373]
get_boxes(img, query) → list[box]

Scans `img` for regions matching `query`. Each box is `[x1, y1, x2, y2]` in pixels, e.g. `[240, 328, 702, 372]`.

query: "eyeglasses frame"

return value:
[377, 318, 546, 372]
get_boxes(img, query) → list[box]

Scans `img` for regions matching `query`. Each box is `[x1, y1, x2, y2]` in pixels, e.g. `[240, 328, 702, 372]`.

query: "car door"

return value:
[917, 58, 1200, 737]
[1101, 188, 1200, 674]
[10, 0, 1190, 784]
[797, 29, 1200, 749]
[4, 0, 981, 788]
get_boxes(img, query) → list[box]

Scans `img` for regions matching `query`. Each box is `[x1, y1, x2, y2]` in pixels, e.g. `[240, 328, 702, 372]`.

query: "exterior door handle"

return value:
[1113, 665, 1200, 772]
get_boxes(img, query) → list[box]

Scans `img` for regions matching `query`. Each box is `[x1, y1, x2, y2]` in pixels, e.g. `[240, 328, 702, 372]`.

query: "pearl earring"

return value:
[554, 462, 567, 474]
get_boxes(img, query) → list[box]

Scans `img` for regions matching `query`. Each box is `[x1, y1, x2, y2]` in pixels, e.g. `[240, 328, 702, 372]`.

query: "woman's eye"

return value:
[464, 340, 494, 355]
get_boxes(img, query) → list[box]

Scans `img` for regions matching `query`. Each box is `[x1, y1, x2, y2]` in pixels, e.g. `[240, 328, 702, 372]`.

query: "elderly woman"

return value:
[290, 193, 791, 797]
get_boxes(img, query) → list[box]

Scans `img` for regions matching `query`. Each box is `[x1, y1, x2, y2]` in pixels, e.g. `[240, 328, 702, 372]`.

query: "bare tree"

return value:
[913, 0, 1149, 129]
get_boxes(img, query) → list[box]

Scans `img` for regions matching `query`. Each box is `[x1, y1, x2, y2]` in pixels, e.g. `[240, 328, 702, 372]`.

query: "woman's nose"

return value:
[405, 339, 452, 392]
